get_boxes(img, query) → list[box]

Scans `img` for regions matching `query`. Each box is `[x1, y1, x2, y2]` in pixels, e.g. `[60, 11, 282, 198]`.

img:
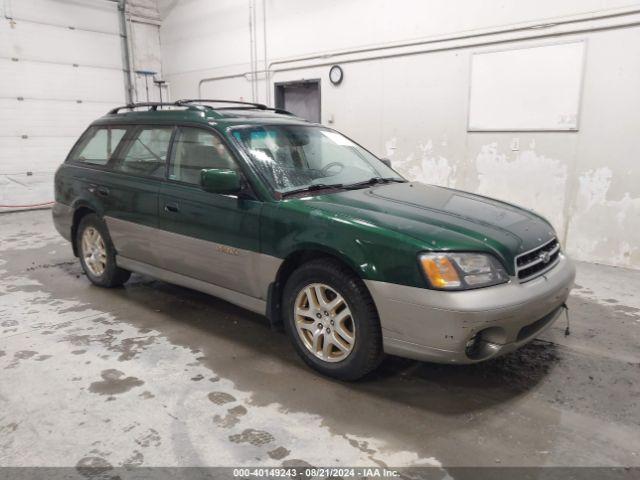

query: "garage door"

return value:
[0, 0, 126, 211]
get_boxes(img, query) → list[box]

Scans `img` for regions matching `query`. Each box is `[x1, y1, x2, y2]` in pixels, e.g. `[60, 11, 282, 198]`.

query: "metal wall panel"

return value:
[0, 137, 77, 173]
[0, 60, 124, 101]
[0, 0, 126, 208]
[0, 99, 114, 137]
[4, 0, 120, 33]
[0, 21, 122, 68]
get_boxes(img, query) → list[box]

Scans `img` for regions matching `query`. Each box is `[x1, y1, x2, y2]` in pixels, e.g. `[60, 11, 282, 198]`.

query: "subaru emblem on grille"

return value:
[539, 251, 551, 264]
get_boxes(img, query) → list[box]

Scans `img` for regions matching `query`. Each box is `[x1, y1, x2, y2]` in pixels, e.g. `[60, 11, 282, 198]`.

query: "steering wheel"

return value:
[321, 162, 345, 177]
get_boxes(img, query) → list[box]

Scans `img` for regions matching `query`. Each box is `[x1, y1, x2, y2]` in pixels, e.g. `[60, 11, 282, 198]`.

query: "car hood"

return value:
[285, 182, 556, 273]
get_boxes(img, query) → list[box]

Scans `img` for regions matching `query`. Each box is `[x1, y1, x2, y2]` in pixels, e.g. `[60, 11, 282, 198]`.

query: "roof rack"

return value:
[107, 102, 205, 115]
[176, 98, 268, 109]
[107, 99, 294, 116]
[176, 99, 294, 115]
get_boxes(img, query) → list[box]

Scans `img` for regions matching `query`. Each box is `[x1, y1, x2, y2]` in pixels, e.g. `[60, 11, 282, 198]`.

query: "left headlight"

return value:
[419, 252, 509, 290]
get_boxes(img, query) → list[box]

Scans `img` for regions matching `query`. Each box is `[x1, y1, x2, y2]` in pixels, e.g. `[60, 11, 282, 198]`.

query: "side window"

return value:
[69, 126, 127, 165]
[112, 127, 173, 178]
[169, 127, 238, 185]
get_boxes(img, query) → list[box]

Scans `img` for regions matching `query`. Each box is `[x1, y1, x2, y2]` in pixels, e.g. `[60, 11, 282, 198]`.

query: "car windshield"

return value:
[231, 125, 404, 194]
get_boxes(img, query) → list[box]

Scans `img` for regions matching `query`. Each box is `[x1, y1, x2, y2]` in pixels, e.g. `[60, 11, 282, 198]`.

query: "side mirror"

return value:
[200, 168, 241, 195]
[380, 158, 392, 168]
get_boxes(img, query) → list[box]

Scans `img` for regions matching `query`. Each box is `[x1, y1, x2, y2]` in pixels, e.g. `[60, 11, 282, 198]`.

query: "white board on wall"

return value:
[468, 41, 585, 131]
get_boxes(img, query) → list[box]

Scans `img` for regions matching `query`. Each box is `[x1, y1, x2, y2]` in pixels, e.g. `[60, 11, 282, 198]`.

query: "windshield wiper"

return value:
[344, 177, 406, 189]
[281, 183, 345, 197]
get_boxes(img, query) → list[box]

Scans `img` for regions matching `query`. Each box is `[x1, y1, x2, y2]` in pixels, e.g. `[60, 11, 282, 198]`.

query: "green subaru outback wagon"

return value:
[53, 99, 575, 380]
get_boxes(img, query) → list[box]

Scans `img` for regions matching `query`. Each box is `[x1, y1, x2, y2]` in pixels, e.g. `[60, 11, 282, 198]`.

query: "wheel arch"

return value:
[70, 204, 97, 257]
[266, 246, 371, 329]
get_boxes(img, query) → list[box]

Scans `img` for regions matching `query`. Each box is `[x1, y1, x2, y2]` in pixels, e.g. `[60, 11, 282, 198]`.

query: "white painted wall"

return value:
[159, 0, 640, 269]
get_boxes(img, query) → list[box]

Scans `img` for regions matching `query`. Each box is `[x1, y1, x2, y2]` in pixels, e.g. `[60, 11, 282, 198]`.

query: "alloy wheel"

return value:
[294, 283, 356, 363]
[81, 227, 107, 277]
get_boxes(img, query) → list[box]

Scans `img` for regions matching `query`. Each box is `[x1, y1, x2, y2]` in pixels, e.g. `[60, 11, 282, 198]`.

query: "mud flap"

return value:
[266, 282, 283, 331]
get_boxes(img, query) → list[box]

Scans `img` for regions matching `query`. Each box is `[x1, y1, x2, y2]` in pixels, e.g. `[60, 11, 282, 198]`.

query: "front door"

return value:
[157, 126, 264, 298]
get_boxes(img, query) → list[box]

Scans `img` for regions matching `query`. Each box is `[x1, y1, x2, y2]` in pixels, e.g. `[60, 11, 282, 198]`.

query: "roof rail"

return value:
[176, 99, 294, 116]
[107, 99, 295, 117]
[176, 99, 268, 109]
[107, 102, 205, 115]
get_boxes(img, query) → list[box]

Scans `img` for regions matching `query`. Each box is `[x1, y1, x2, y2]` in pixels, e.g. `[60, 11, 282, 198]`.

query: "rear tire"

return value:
[76, 213, 130, 288]
[282, 258, 383, 380]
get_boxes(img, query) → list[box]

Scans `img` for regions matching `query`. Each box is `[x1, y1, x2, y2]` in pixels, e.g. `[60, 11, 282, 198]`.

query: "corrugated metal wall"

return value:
[0, 0, 125, 211]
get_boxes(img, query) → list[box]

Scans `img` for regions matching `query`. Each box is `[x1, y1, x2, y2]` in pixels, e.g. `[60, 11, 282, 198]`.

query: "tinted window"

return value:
[112, 127, 173, 178]
[169, 127, 237, 185]
[69, 126, 126, 165]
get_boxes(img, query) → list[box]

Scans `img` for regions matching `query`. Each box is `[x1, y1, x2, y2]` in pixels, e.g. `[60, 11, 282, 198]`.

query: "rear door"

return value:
[157, 126, 264, 298]
[99, 125, 174, 266]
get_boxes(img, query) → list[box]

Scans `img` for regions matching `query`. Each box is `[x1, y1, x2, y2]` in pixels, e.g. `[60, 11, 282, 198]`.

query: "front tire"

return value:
[77, 214, 130, 288]
[282, 258, 383, 380]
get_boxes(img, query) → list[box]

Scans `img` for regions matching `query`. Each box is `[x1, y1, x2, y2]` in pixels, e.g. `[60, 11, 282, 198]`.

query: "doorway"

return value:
[274, 80, 321, 123]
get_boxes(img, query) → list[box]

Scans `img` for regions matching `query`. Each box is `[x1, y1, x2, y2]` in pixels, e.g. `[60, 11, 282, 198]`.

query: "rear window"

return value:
[68, 126, 127, 165]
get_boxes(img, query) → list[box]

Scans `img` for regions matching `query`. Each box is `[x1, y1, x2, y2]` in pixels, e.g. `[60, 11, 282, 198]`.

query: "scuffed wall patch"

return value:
[384, 138, 397, 158]
[381, 140, 639, 270]
[389, 139, 457, 188]
[567, 168, 640, 269]
[474, 142, 568, 236]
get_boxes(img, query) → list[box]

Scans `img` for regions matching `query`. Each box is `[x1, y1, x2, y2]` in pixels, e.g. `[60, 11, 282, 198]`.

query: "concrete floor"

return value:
[0, 209, 638, 469]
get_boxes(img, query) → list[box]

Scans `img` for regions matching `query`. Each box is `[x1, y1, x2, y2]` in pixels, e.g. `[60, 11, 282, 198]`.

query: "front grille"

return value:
[515, 238, 560, 281]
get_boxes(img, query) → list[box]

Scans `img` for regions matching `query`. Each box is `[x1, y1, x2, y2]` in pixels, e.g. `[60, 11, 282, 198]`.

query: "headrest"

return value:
[181, 143, 234, 170]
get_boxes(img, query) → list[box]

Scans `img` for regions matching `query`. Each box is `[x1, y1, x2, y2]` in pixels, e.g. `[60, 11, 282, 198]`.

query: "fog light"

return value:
[464, 328, 504, 360]
[465, 334, 480, 357]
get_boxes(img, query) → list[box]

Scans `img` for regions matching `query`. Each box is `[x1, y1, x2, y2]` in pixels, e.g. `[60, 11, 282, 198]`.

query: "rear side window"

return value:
[169, 127, 238, 184]
[112, 127, 173, 178]
[69, 126, 126, 165]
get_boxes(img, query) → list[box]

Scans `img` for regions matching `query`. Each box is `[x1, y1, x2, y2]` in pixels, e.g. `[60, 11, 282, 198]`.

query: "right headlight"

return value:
[419, 252, 509, 290]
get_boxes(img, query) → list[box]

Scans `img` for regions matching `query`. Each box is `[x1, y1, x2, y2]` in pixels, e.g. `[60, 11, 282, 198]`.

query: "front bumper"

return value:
[365, 254, 575, 364]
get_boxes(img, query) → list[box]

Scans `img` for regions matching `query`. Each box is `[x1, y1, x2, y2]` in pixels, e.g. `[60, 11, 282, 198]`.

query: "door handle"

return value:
[164, 202, 179, 213]
[88, 184, 109, 197]
[96, 186, 110, 197]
